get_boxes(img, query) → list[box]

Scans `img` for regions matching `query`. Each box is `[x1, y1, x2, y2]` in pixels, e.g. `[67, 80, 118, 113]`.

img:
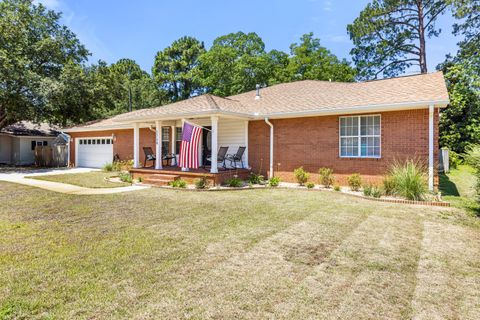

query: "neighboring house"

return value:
[63, 72, 449, 190]
[0, 121, 60, 165]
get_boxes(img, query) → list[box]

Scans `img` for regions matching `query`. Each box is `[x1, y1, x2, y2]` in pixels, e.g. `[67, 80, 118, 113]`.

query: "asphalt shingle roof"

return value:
[66, 72, 449, 129]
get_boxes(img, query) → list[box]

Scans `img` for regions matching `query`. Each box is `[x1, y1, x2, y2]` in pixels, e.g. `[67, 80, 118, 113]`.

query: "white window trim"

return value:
[339, 114, 382, 159]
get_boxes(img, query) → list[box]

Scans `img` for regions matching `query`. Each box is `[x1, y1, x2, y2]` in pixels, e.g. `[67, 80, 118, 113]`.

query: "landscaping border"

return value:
[144, 183, 450, 207]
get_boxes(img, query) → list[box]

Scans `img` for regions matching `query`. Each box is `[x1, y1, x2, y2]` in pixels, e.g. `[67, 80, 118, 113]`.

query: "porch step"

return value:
[143, 174, 180, 186]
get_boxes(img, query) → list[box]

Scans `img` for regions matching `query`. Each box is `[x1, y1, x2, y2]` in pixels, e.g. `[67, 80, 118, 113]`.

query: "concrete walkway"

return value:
[0, 168, 149, 195]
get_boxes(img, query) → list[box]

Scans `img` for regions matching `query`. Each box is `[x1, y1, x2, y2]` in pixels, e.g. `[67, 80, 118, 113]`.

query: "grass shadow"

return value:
[439, 173, 460, 196]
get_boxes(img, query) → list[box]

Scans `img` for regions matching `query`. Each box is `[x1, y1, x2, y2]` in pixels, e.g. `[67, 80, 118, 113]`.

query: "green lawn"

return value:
[28, 171, 130, 188]
[439, 165, 480, 216]
[0, 182, 479, 319]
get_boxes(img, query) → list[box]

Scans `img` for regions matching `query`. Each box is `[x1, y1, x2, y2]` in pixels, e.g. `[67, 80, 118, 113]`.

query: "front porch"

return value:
[130, 167, 251, 186]
[130, 115, 250, 176]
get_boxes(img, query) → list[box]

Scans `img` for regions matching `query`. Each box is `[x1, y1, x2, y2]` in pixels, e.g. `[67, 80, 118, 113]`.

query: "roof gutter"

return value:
[264, 118, 274, 179]
[257, 100, 450, 120]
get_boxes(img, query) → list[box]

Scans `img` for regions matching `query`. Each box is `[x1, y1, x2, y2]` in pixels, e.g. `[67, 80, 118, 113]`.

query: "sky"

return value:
[38, 0, 461, 75]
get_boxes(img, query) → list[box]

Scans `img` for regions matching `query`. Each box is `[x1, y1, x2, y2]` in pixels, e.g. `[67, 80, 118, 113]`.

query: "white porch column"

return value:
[244, 120, 249, 168]
[428, 104, 435, 191]
[133, 122, 140, 168]
[210, 116, 219, 173]
[171, 125, 176, 155]
[155, 120, 162, 170]
[180, 119, 187, 171]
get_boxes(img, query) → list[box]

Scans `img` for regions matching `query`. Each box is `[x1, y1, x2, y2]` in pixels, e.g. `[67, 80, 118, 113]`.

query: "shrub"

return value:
[112, 160, 134, 172]
[306, 182, 315, 189]
[293, 167, 309, 186]
[137, 176, 143, 183]
[466, 144, 480, 171]
[268, 176, 281, 187]
[226, 176, 243, 188]
[169, 179, 187, 188]
[347, 173, 362, 191]
[102, 163, 113, 172]
[247, 172, 264, 185]
[318, 167, 334, 188]
[449, 150, 462, 169]
[389, 159, 427, 200]
[333, 184, 341, 192]
[382, 176, 396, 196]
[119, 172, 133, 184]
[371, 186, 383, 198]
[363, 184, 383, 198]
[195, 176, 209, 189]
[363, 184, 372, 196]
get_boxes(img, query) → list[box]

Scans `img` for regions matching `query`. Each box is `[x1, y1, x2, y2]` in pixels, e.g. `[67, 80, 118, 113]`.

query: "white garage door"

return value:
[77, 137, 113, 168]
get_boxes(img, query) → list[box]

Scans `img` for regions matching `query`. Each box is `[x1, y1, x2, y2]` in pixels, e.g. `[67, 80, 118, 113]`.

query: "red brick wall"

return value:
[248, 109, 440, 186]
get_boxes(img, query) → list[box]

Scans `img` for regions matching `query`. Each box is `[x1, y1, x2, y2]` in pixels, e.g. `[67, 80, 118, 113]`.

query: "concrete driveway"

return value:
[0, 167, 149, 195]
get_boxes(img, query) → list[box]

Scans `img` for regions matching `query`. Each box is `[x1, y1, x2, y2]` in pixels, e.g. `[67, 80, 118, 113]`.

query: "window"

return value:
[42, 141, 48, 146]
[340, 115, 381, 158]
[162, 127, 170, 156]
[176, 127, 182, 154]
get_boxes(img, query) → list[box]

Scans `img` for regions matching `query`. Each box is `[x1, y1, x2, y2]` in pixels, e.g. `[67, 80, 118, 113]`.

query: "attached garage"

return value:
[76, 137, 113, 168]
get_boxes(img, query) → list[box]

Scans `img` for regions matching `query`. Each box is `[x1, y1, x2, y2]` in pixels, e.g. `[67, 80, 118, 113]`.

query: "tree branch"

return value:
[424, 4, 448, 28]
[374, 58, 419, 78]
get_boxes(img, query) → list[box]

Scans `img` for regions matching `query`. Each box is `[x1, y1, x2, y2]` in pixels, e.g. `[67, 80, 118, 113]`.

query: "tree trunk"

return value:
[417, 0, 428, 73]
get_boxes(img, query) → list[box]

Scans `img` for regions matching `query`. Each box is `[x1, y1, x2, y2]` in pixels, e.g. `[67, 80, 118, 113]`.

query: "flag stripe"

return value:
[179, 122, 202, 169]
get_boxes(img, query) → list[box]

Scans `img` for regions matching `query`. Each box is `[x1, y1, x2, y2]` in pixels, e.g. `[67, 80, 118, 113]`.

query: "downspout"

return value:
[264, 118, 274, 179]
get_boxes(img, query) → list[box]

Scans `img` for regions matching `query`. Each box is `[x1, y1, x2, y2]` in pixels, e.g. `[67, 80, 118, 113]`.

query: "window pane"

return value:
[340, 118, 346, 136]
[162, 127, 169, 141]
[340, 117, 358, 136]
[340, 137, 358, 157]
[361, 137, 380, 157]
[176, 127, 182, 141]
[162, 142, 169, 156]
[360, 115, 380, 136]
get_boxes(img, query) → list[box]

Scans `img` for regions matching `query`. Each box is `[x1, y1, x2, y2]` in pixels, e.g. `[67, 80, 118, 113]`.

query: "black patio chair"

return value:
[226, 146, 246, 169]
[162, 153, 177, 167]
[143, 147, 156, 167]
[206, 146, 228, 170]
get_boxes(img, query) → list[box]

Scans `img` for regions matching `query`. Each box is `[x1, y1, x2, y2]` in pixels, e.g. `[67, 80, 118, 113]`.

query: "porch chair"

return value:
[206, 146, 229, 170]
[226, 146, 246, 169]
[142, 147, 156, 167]
[163, 153, 177, 167]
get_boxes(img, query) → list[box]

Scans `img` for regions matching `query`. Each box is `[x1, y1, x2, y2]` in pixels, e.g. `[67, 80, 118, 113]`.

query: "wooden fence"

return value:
[34, 145, 68, 167]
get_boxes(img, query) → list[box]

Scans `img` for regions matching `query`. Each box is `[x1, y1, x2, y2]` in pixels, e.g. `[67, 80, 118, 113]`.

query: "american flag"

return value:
[179, 122, 202, 169]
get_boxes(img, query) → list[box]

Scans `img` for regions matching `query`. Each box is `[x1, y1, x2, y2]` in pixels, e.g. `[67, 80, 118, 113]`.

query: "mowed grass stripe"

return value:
[276, 213, 423, 319]
[412, 221, 480, 320]
[156, 210, 368, 319]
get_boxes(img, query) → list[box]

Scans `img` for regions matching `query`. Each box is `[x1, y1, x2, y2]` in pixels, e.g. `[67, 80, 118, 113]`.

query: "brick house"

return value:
[63, 72, 449, 189]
